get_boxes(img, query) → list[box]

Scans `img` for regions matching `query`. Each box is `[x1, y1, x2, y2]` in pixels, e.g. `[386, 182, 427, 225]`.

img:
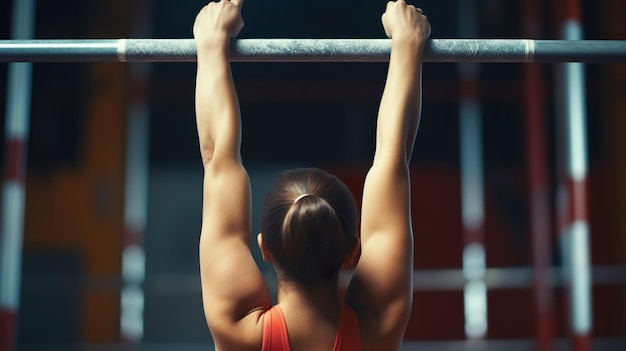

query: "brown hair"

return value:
[261, 168, 357, 285]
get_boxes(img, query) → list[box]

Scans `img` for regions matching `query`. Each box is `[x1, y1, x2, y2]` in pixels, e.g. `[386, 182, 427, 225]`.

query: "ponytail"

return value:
[279, 194, 348, 283]
[261, 168, 357, 285]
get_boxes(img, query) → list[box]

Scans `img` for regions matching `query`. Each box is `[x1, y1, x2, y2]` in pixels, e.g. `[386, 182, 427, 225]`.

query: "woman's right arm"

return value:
[346, 1, 430, 348]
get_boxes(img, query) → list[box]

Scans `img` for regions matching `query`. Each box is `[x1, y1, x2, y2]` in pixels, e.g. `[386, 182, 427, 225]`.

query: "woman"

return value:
[193, 0, 430, 350]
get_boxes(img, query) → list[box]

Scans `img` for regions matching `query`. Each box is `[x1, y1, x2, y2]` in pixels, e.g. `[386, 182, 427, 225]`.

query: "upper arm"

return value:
[347, 157, 413, 342]
[199, 159, 271, 349]
[346, 39, 422, 344]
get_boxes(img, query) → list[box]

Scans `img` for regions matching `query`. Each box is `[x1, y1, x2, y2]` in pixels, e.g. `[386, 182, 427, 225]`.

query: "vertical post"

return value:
[521, 1, 554, 350]
[457, 0, 487, 342]
[121, 0, 152, 344]
[0, 1, 35, 350]
[554, 0, 593, 350]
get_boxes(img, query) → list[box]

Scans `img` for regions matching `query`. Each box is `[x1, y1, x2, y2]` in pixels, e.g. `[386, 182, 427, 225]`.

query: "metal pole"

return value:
[555, 0, 593, 350]
[457, 0, 487, 343]
[521, 0, 555, 350]
[120, 0, 152, 343]
[0, 0, 35, 350]
[0, 39, 625, 63]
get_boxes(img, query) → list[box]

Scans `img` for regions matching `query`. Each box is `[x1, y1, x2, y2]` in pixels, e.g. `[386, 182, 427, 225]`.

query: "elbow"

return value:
[200, 142, 215, 166]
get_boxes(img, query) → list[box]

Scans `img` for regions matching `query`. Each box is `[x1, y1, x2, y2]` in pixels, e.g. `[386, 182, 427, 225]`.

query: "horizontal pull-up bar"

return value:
[1, 39, 625, 63]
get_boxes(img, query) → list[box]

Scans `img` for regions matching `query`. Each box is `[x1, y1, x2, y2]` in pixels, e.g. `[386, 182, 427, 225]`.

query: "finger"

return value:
[416, 7, 424, 14]
[231, 0, 244, 7]
[386, 1, 394, 10]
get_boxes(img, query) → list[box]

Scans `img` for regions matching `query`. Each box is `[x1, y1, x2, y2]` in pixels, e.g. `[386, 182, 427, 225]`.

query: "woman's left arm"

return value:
[194, 1, 270, 349]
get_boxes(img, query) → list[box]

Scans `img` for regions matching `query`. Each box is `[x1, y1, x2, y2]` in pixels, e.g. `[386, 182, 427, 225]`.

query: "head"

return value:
[259, 168, 358, 286]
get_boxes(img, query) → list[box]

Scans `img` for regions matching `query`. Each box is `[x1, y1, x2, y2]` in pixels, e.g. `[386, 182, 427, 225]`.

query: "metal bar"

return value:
[457, 0, 487, 342]
[534, 40, 626, 62]
[15, 265, 626, 293]
[0, 0, 35, 350]
[0, 39, 626, 63]
[120, 0, 152, 343]
[554, 0, 593, 349]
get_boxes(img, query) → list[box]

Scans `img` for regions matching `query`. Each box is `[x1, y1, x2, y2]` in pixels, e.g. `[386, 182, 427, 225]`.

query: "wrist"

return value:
[391, 33, 426, 46]
[391, 35, 425, 58]
[196, 35, 231, 54]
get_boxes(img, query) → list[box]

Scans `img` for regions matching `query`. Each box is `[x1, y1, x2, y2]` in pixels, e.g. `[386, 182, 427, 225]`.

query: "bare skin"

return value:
[195, 1, 430, 350]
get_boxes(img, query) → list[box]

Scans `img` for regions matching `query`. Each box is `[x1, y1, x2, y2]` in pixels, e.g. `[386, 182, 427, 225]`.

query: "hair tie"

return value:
[294, 194, 311, 204]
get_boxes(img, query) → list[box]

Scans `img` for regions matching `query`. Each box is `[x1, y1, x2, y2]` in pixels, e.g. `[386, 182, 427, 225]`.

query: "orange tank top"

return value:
[261, 303, 362, 351]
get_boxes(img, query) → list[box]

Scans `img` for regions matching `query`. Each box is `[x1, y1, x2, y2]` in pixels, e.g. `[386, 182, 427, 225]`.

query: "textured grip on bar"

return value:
[125, 39, 196, 62]
[231, 39, 391, 62]
[424, 39, 532, 63]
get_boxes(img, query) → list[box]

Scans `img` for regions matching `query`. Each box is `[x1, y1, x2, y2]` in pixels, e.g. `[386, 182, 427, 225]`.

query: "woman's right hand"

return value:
[193, 0, 244, 46]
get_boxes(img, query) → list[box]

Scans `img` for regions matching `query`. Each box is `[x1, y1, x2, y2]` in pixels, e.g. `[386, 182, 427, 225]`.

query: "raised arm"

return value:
[346, 1, 430, 348]
[194, 1, 270, 349]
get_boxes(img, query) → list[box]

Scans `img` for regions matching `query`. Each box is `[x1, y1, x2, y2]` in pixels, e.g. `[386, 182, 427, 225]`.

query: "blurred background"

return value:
[0, 0, 625, 350]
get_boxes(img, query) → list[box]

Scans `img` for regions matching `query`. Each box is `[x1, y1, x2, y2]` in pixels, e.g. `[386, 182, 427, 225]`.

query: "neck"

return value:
[277, 277, 341, 311]
[275, 278, 344, 344]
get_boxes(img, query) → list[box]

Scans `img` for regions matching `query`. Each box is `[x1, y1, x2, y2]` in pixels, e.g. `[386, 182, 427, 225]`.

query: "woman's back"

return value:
[263, 300, 361, 351]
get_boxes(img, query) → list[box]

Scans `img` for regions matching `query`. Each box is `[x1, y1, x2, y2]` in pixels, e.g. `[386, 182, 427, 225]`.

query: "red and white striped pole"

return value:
[521, 0, 554, 350]
[0, 0, 35, 350]
[457, 0, 487, 342]
[554, 0, 593, 349]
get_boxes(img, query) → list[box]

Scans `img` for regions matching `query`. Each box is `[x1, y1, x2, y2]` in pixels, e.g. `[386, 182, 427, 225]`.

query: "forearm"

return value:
[195, 39, 242, 165]
[375, 37, 424, 164]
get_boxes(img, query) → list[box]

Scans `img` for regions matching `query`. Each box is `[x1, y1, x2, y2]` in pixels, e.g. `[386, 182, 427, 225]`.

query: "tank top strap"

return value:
[332, 304, 363, 351]
[262, 305, 291, 351]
